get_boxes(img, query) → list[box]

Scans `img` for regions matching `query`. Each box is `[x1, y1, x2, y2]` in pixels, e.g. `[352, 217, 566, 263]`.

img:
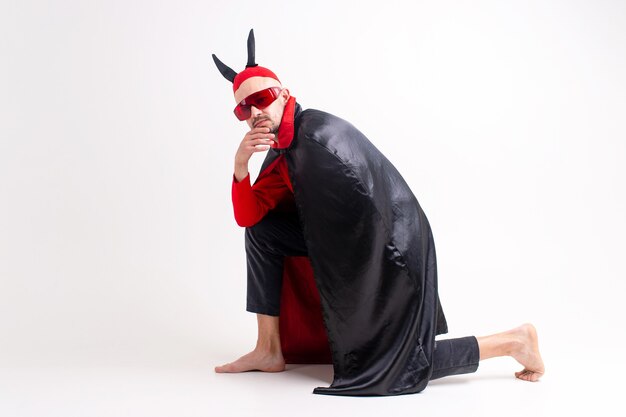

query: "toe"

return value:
[515, 369, 543, 382]
[215, 363, 232, 373]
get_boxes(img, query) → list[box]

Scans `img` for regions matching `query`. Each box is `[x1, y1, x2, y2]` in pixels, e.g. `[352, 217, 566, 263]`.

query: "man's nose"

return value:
[250, 105, 262, 117]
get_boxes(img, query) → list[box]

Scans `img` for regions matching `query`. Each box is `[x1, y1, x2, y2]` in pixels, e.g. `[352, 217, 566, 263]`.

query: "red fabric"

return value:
[271, 96, 297, 150]
[231, 157, 292, 227]
[233, 66, 281, 92]
[279, 257, 333, 364]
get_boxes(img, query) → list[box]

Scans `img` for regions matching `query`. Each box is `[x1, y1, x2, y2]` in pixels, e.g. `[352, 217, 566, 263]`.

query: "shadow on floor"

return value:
[282, 365, 516, 388]
[285, 364, 333, 384]
[429, 373, 514, 385]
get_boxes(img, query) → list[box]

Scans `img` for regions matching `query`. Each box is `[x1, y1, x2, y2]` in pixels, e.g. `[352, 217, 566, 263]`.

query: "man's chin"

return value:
[264, 123, 279, 134]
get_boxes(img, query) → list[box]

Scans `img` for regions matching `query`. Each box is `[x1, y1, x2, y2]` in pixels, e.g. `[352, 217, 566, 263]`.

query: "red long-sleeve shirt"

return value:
[231, 155, 295, 227]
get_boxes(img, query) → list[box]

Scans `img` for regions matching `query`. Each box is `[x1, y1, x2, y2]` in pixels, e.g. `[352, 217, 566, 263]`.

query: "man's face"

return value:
[234, 76, 290, 137]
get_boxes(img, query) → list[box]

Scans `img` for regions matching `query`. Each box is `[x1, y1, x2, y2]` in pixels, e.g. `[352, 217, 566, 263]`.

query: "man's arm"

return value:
[231, 164, 291, 227]
[233, 125, 274, 179]
[230, 126, 284, 227]
[234, 161, 249, 183]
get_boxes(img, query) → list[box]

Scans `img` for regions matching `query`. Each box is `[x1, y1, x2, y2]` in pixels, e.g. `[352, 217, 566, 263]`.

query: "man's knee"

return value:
[245, 213, 281, 249]
[245, 211, 305, 257]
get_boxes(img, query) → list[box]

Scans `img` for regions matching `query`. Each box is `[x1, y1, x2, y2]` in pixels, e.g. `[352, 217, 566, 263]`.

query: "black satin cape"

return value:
[259, 102, 448, 396]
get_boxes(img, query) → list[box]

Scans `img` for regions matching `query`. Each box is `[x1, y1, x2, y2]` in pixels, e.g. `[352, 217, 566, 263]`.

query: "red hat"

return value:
[212, 29, 281, 93]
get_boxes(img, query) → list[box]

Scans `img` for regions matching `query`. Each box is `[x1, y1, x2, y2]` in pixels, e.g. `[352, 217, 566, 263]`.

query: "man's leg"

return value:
[430, 336, 480, 380]
[214, 313, 284, 373]
[430, 323, 545, 382]
[215, 211, 307, 373]
[476, 323, 545, 381]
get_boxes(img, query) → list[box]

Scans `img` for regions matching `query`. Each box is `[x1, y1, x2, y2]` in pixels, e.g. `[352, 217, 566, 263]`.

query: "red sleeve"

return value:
[231, 167, 292, 227]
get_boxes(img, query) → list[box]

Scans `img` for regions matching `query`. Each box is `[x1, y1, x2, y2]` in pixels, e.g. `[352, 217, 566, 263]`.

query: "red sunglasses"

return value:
[234, 86, 283, 121]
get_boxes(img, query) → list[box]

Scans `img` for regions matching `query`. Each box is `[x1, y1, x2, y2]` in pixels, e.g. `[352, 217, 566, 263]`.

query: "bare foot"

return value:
[214, 348, 286, 373]
[509, 323, 545, 382]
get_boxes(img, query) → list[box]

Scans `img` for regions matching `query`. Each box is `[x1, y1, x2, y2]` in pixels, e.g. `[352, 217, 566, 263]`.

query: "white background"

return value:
[1, 0, 625, 416]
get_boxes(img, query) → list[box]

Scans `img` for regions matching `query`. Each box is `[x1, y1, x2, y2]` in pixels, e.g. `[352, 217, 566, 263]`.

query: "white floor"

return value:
[1, 341, 622, 417]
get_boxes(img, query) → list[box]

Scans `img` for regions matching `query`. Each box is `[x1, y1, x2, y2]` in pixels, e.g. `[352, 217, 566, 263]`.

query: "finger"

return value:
[252, 138, 274, 145]
[253, 145, 271, 152]
[244, 140, 273, 150]
[247, 127, 272, 136]
[243, 137, 274, 146]
[243, 141, 272, 152]
[247, 131, 275, 139]
[245, 138, 273, 147]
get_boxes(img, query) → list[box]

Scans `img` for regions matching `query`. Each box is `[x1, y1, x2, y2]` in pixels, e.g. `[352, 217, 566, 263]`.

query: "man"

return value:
[212, 30, 544, 396]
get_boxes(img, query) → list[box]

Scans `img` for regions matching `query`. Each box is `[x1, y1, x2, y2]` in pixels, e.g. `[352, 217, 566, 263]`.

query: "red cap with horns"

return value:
[212, 29, 281, 93]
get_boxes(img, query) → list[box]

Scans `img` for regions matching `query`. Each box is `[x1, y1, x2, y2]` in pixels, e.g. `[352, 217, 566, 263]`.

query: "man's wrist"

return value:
[234, 162, 249, 183]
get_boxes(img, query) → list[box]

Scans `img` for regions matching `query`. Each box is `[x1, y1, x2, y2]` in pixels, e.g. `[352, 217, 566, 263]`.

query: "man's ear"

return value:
[281, 88, 290, 103]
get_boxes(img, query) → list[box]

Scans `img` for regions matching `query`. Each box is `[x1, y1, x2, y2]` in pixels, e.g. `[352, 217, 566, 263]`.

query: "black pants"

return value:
[245, 210, 480, 379]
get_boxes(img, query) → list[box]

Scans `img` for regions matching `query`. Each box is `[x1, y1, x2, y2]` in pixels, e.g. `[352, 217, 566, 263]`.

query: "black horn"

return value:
[246, 28, 258, 68]
[212, 54, 237, 83]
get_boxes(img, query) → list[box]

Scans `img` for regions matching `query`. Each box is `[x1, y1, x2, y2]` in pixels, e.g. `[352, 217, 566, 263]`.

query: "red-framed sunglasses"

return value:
[234, 86, 283, 121]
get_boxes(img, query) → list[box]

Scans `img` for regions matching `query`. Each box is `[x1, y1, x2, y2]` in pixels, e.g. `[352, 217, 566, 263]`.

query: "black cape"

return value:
[259, 102, 448, 396]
